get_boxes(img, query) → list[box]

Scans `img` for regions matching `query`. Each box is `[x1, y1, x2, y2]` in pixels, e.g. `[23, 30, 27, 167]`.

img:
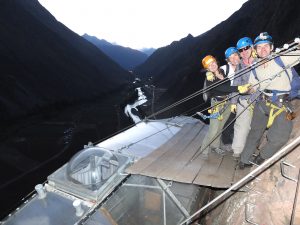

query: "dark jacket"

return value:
[205, 69, 238, 98]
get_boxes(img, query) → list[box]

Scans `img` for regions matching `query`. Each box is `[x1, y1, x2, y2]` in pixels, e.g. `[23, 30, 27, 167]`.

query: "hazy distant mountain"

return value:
[135, 0, 300, 116]
[0, 0, 131, 123]
[140, 48, 156, 56]
[83, 34, 148, 71]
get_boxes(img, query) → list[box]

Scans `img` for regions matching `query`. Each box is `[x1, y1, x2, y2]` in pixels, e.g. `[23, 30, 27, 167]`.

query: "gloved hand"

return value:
[206, 72, 215, 81]
[238, 84, 251, 94]
[231, 104, 237, 113]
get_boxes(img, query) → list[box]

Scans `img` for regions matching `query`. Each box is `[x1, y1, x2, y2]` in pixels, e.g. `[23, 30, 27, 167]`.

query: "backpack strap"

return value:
[253, 57, 291, 81]
[225, 64, 230, 77]
[274, 56, 291, 82]
[273, 56, 300, 99]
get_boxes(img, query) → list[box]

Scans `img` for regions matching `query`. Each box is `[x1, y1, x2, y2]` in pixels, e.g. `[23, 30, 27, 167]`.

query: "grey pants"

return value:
[232, 98, 253, 155]
[240, 101, 293, 164]
[200, 99, 231, 154]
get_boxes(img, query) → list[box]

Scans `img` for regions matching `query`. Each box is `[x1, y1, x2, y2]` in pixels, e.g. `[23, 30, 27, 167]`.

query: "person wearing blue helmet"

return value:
[219, 47, 241, 150]
[199, 55, 250, 158]
[254, 32, 273, 47]
[229, 37, 256, 159]
[221, 47, 240, 85]
[239, 32, 300, 169]
[236, 37, 255, 66]
[225, 47, 239, 59]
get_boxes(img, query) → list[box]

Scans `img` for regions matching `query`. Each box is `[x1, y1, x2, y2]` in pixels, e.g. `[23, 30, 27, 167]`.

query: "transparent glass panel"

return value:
[67, 147, 119, 190]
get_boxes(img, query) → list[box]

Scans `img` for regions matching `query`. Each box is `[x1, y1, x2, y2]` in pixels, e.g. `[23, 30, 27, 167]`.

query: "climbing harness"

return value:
[191, 91, 263, 161]
[265, 101, 287, 128]
[198, 98, 229, 121]
[238, 98, 254, 114]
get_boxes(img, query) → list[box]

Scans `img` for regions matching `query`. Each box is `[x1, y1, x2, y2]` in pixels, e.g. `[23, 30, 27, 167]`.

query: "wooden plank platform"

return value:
[126, 122, 252, 188]
[126, 123, 197, 174]
[139, 123, 204, 177]
[158, 126, 207, 181]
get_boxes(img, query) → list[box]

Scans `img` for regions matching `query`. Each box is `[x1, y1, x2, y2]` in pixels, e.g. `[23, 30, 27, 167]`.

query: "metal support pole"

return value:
[157, 179, 190, 218]
[290, 168, 300, 225]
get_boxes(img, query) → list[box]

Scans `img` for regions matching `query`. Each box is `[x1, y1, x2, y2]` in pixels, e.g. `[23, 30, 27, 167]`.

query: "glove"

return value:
[206, 72, 215, 81]
[231, 104, 237, 113]
[238, 84, 251, 94]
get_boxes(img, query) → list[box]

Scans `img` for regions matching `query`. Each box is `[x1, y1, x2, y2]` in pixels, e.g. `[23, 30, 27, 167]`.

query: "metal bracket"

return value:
[245, 202, 259, 225]
[156, 179, 190, 218]
[290, 168, 300, 224]
[280, 161, 298, 182]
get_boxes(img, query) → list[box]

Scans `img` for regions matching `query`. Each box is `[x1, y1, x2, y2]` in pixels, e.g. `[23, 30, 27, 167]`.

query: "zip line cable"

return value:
[180, 52, 300, 223]
[98, 52, 300, 160]
[145, 43, 300, 120]
[7, 38, 299, 222]
[93, 39, 300, 147]
[188, 54, 300, 161]
[147, 43, 299, 118]
[93, 45, 299, 147]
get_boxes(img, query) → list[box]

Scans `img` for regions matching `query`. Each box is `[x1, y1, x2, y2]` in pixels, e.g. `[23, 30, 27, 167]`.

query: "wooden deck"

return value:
[126, 122, 251, 188]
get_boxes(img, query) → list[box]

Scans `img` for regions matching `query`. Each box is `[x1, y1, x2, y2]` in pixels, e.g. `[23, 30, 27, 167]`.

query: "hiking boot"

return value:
[254, 154, 265, 165]
[238, 161, 252, 170]
[212, 147, 226, 156]
[222, 144, 233, 152]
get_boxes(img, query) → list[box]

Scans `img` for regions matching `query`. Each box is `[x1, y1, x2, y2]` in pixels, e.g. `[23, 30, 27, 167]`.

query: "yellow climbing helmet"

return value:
[202, 55, 216, 69]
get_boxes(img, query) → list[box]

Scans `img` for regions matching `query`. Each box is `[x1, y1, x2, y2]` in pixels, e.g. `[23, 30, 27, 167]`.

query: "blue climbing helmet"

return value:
[254, 32, 273, 46]
[225, 47, 238, 59]
[236, 37, 253, 49]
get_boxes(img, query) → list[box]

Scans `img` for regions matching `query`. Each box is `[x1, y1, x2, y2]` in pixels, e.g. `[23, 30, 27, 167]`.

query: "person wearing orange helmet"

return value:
[199, 55, 249, 157]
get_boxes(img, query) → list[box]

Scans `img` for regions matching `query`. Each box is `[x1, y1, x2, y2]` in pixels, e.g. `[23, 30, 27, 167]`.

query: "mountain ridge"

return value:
[83, 33, 149, 71]
[134, 0, 300, 116]
[0, 0, 131, 123]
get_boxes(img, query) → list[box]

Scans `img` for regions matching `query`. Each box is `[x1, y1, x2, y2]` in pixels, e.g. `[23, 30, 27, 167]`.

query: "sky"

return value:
[38, 0, 248, 50]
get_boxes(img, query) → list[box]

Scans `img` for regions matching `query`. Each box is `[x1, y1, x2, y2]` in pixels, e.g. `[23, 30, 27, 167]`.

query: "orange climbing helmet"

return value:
[202, 55, 216, 69]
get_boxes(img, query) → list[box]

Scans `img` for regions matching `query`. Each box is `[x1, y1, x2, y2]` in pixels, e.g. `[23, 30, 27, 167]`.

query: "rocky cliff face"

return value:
[0, 0, 131, 123]
[205, 100, 300, 225]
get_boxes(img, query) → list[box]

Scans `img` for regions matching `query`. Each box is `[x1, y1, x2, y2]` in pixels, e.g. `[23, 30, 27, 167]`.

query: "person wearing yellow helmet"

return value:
[199, 55, 249, 157]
